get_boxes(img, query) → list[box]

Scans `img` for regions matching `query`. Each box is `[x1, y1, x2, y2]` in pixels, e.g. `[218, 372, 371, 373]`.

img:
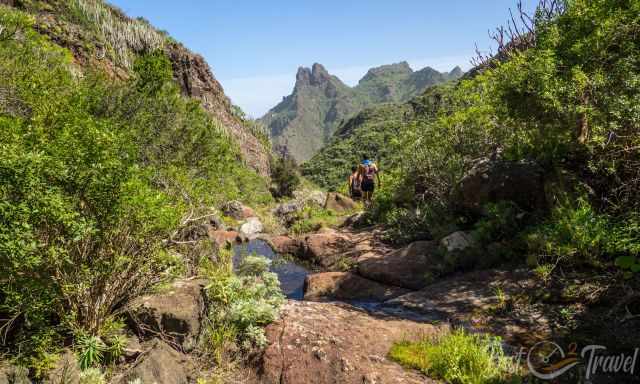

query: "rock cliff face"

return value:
[260, 61, 462, 162]
[10, 0, 270, 176]
[167, 45, 270, 175]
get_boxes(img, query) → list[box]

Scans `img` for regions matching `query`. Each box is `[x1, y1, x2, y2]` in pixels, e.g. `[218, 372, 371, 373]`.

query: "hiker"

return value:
[348, 166, 362, 200]
[361, 156, 380, 204]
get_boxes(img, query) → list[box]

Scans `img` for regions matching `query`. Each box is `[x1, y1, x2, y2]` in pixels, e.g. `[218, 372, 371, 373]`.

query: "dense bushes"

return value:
[318, 0, 640, 275]
[0, 5, 271, 369]
[270, 154, 301, 198]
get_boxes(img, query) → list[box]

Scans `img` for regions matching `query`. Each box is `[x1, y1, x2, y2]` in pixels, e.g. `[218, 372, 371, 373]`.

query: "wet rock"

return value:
[357, 241, 447, 290]
[128, 279, 207, 352]
[240, 217, 264, 236]
[304, 272, 409, 301]
[45, 349, 80, 384]
[121, 339, 192, 384]
[456, 158, 546, 214]
[222, 200, 255, 220]
[258, 301, 442, 384]
[324, 192, 357, 212]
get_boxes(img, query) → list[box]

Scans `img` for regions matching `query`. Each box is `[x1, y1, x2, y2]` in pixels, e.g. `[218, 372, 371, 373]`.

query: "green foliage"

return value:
[471, 202, 523, 244]
[523, 194, 640, 276]
[133, 49, 173, 95]
[200, 248, 285, 359]
[307, 0, 640, 273]
[270, 155, 301, 198]
[76, 335, 107, 370]
[0, 5, 270, 370]
[389, 330, 521, 384]
[289, 205, 344, 235]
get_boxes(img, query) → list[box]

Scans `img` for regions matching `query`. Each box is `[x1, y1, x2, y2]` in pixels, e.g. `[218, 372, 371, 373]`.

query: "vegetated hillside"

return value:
[302, 85, 452, 191]
[0, 0, 274, 373]
[340, 0, 640, 344]
[6, 0, 271, 175]
[259, 61, 462, 162]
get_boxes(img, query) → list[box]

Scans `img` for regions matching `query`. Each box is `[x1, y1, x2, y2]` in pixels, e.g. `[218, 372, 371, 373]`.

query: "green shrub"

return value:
[289, 206, 344, 235]
[270, 155, 300, 198]
[200, 248, 285, 360]
[0, 5, 271, 369]
[389, 329, 521, 384]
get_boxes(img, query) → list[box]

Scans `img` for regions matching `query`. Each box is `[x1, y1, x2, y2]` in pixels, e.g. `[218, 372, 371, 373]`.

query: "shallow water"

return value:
[233, 239, 431, 321]
[233, 239, 310, 300]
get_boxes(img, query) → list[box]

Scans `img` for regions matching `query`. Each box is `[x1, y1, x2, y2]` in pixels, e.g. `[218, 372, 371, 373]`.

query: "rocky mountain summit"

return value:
[259, 62, 462, 162]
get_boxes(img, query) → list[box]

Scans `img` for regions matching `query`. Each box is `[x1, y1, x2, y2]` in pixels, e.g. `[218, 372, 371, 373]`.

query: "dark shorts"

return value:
[362, 179, 375, 192]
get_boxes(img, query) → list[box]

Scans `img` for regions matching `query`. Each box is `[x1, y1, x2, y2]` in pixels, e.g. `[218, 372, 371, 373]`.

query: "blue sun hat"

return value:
[363, 159, 372, 166]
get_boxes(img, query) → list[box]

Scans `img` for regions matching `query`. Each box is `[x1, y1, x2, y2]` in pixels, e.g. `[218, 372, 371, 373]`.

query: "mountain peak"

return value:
[449, 66, 463, 77]
[359, 61, 413, 84]
[295, 63, 332, 87]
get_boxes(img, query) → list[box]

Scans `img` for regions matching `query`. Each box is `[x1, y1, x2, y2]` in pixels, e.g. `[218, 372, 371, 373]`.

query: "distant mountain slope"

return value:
[301, 85, 452, 190]
[260, 62, 462, 162]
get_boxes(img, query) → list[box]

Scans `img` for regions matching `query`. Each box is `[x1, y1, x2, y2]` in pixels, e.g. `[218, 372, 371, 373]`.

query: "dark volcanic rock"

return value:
[456, 158, 546, 214]
[128, 279, 207, 352]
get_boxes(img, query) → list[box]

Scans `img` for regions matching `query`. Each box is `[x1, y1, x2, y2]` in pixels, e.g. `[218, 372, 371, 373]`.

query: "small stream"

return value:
[233, 239, 432, 321]
[233, 239, 310, 300]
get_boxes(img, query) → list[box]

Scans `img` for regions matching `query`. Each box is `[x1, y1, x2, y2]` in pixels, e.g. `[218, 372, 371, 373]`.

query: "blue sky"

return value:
[109, 0, 536, 117]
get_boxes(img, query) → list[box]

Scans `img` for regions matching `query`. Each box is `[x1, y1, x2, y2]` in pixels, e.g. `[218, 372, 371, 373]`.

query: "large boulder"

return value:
[240, 217, 264, 236]
[222, 200, 255, 220]
[128, 279, 207, 352]
[357, 241, 448, 290]
[304, 272, 409, 301]
[324, 192, 357, 213]
[267, 235, 303, 256]
[121, 340, 192, 384]
[456, 158, 546, 214]
[300, 232, 351, 268]
[258, 301, 442, 384]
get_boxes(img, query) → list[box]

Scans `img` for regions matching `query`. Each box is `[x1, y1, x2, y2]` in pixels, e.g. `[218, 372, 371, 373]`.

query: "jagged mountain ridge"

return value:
[260, 61, 462, 162]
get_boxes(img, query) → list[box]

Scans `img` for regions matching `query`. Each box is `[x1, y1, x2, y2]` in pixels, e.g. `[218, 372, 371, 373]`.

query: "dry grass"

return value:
[70, 0, 165, 68]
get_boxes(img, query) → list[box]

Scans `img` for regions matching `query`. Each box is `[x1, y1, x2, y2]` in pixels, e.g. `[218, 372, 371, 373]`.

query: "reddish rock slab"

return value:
[357, 241, 445, 290]
[304, 272, 409, 301]
[258, 301, 443, 384]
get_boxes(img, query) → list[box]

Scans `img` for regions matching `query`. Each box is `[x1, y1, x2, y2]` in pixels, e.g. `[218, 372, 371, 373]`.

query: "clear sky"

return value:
[109, 0, 536, 117]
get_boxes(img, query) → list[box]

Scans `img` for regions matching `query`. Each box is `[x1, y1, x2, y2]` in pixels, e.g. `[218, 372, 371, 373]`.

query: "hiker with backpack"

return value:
[348, 166, 362, 200]
[361, 156, 380, 204]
